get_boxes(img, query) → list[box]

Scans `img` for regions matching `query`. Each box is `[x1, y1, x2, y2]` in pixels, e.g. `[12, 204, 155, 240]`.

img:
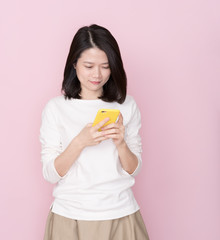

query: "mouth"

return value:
[89, 81, 101, 85]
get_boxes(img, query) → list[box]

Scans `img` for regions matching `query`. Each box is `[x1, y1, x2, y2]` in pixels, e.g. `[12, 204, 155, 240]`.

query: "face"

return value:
[74, 47, 111, 99]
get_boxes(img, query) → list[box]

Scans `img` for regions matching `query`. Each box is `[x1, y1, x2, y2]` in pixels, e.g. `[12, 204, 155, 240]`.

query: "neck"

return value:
[80, 89, 103, 100]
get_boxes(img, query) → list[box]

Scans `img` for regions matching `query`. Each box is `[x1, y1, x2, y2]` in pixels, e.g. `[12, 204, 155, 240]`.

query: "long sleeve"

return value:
[39, 101, 65, 184]
[38, 95, 142, 220]
[124, 99, 142, 177]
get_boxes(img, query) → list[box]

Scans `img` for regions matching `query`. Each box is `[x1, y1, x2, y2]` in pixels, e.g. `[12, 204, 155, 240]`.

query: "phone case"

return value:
[92, 109, 120, 129]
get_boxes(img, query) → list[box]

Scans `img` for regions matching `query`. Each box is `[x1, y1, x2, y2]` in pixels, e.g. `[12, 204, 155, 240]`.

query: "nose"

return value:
[92, 67, 101, 78]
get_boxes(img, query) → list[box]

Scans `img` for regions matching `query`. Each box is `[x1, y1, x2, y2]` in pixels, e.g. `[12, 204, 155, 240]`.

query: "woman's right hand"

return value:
[75, 117, 110, 149]
[54, 118, 110, 178]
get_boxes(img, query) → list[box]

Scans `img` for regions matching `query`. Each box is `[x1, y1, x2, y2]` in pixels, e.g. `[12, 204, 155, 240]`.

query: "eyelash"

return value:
[85, 66, 110, 69]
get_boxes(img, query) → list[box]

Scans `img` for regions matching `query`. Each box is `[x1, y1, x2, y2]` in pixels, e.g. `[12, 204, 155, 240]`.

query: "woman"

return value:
[40, 24, 150, 240]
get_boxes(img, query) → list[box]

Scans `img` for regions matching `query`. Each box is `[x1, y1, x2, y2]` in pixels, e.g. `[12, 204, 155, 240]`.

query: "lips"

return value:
[90, 81, 101, 85]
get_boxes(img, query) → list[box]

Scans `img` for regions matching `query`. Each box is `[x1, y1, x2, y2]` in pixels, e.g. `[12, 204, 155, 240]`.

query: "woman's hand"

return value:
[75, 117, 110, 148]
[100, 113, 139, 174]
[100, 113, 125, 147]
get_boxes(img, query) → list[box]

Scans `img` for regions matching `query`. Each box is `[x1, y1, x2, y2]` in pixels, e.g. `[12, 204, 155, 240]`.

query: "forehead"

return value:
[78, 48, 108, 63]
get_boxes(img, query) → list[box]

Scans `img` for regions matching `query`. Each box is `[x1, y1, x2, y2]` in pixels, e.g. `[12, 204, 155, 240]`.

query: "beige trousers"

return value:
[44, 209, 150, 240]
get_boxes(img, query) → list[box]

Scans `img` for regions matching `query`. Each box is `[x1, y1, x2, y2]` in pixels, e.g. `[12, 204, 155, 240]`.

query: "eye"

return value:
[85, 66, 92, 69]
[102, 66, 110, 69]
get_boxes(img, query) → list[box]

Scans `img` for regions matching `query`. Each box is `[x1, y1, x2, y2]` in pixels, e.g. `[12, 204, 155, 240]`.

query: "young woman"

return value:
[40, 24, 150, 240]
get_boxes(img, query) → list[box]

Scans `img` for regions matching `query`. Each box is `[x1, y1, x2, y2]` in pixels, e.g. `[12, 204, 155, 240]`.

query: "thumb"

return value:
[118, 113, 123, 125]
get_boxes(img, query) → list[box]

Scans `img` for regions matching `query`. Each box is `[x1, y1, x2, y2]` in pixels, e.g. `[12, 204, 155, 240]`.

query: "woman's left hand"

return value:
[100, 113, 125, 147]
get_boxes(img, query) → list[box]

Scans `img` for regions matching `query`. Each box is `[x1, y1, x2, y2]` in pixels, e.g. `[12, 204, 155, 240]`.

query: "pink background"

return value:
[1, 0, 220, 239]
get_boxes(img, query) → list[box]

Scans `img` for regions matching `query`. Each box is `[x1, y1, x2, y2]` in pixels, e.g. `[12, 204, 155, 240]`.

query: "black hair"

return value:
[61, 24, 127, 103]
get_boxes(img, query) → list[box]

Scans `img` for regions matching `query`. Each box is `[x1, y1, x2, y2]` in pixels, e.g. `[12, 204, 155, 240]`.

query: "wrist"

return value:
[73, 135, 85, 151]
[116, 139, 127, 150]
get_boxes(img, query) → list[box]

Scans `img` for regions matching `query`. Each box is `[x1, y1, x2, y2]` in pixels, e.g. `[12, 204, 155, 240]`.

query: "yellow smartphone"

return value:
[92, 109, 120, 130]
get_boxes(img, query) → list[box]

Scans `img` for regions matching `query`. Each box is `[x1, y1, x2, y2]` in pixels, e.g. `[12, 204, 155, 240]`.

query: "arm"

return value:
[116, 140, 139, 174]
[54, 137, 84, 177]
[39, 101, 110, 182]
[101, 99, 142, 176]
[54, 118, 110, 177]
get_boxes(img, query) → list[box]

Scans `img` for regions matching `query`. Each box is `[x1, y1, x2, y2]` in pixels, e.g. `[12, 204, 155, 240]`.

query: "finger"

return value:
[93, 130, 106, 139]
[105, 133, 120, 139]
[118, 113, 123, 125]
[102, 129, 119, 135]
[93, 117, 110, 131]
[101, 122, 117, 130]
[94, 136, 109, 142]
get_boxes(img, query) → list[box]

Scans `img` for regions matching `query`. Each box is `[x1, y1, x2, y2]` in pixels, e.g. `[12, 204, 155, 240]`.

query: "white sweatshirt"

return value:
[39, 94, 142, 220]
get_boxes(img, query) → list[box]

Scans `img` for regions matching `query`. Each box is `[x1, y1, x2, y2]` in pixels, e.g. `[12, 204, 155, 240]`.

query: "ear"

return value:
[73, 63, 76, 69]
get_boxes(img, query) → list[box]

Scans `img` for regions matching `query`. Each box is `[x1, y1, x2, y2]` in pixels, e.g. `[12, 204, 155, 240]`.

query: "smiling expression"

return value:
[74, 47, 111, 100]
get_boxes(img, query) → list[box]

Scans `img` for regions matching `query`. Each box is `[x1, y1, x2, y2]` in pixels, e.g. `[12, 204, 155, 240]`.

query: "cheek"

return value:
[103, 74, 111, 84]
[104, 71, 111, 80]
[76, 69, 89, 80]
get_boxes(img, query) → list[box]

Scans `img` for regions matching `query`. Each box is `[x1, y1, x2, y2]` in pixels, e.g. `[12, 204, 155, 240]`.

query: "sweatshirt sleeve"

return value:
[124, 98, 142, 177]
[39, 100, 66, 184]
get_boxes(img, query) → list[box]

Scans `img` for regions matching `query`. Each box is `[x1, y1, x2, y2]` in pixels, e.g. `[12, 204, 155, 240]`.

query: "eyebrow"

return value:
[83, 61, 109, 65]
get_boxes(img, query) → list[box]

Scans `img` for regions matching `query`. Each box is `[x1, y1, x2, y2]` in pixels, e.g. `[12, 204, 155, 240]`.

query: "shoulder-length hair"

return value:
[61, 24, 127, 103]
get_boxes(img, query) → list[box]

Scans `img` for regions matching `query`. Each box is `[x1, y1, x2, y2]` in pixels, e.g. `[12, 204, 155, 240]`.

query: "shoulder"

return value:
[46, 95, 65, 105]
[121, 95, 139, 111]
[42, 95, 67, 116]
[43, 95, 66, 108]
[117, 95, 141, 125]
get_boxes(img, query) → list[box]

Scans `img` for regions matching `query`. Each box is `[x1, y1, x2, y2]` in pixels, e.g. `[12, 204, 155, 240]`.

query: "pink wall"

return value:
[1, 0, 220, 239]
